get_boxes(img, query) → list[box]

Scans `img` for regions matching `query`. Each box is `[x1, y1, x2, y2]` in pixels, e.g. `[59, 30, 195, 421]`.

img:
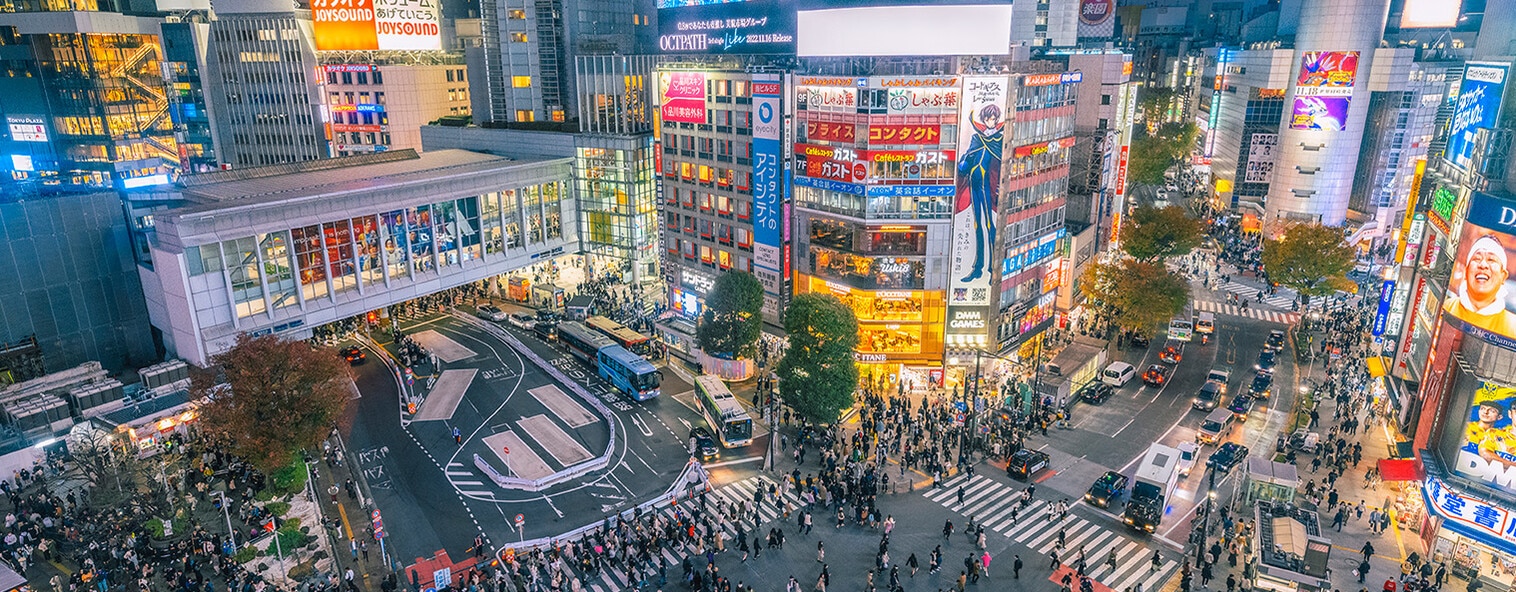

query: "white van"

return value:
[1198, 408, 1233, 444]
[1195, 312, 1215, 334]
[1102, 361, 1137, 387]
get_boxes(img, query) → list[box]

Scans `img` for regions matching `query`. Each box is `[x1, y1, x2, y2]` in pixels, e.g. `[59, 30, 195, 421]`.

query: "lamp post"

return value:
[210, 490, 236, 549]
[1195, 470, 1218, 562]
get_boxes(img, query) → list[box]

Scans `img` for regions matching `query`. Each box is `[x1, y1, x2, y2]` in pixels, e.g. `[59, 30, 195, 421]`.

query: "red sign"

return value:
[1012, 136, 1075, 159]
[801, 150, 867, 183]
[660, 72, 707, 124]
[753, 82, 781, 95]
[1079, 0, 1114, 25]
[324, 64, 372, 73]
[333, 124, 383, 133]
[1114, 145, 1130, 198]
[867, 124, 942, 144]
[805, 121, 856, 142]
[867, 150, 953, 164]
[1023, 73, 1063, 87]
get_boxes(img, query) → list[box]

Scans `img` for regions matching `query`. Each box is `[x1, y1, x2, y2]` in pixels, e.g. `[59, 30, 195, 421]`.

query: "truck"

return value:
[1122, 443, 1182, 533]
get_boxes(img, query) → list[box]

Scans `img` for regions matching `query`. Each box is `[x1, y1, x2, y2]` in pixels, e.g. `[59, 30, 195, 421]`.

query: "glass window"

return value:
[457, 197, 482, 262]
[258, 231, 297, 310]
[324, 221, 357, 294]
[292, 225, 329, 302]
[482, 191, 504, 255]
[524, 185, 544, 244]
[501, 189, 523, 248]
[381, 210, 409, 280]
[351, 215, 381, 287]
[408, 205, 435, 274]
[222, 237, 266, 319]
[543, 182, 563, 240]
[432, 200, 459, 267]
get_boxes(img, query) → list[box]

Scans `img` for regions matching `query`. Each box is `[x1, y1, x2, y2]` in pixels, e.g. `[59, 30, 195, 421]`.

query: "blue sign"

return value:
[864, 184, 955, 198]
[751, 75, 784, 275]
[1373, 279, 1395, 336]
[1448, 62, 1509, 171]
[792, 174, 865, 195]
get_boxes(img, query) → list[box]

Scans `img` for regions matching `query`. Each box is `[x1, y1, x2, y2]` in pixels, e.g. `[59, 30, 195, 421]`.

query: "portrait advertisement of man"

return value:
[1445, 232, 1516, 338]
[1462, 382, 1516, 467]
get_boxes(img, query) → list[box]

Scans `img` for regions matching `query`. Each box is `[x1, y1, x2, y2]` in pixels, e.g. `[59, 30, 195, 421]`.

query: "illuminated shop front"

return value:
[794, 274, 946, 388]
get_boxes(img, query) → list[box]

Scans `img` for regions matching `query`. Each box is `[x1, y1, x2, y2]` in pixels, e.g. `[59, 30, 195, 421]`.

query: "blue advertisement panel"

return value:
[1373, 280, 1396, 336]
[751, 75, 784, 275]
[1448, 62, 1510, 171]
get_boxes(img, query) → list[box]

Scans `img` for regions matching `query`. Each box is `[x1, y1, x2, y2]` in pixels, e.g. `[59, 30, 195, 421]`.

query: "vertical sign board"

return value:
[1447, 62, 1510, 172]
[946, 76, 1008, 346]
[1111, 145, 1129, 244]
[751, 74, 785, 297]
[1374, 280, 1396, 337]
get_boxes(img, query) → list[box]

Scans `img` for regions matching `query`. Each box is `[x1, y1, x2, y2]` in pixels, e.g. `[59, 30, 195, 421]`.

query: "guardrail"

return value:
[450, 311, 618, 491]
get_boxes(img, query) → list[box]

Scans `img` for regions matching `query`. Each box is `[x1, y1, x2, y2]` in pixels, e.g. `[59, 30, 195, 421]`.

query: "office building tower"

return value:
[322, 60, 471, 156]
[204, 0, 328, 167]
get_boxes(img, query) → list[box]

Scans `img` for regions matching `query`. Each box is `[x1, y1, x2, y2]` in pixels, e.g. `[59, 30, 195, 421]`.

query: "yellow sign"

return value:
[1396, 158, 1427, 264]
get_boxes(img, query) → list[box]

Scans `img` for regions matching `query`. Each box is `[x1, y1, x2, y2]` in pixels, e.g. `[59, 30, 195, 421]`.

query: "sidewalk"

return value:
[317, 429, 393, 591]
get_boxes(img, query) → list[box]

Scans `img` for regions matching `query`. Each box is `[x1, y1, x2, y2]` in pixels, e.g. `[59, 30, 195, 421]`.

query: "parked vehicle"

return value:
[475, 304, 509, 322]
[1102, 362, 1137, 387]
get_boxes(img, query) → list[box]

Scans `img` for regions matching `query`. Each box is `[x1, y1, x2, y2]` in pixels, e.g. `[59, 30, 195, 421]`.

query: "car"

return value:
[1192, 380, 1223, 410]
[508, 313, 536, 330]
[1207, 442, 1249, 473]
[1160, 340, 1184, 364]
[533, 320, 558, 342]
[1255, 350, 1278, 372]
[1007, 449, 1051, 481]
[1130, 333, 1151, 348]
[689, 427, 719, 461]
[1102, 362, 1137, 387]
[1085, 471, 1129, 509]
[1078, 382, 1116, 404]
[1176, 442, 1199, 477]
[536, 309, 561, 323]
[1228, 393, 1256, 421]
[475, 304, 509, 322]
[1264, 330, 1286, 352]
[1142, 364, 1171, 387]
[1197, 409, 1233, 444]
[340, 346, 366, 365]
[1206, 369, 1232, 393]
[1248, 371, 1274, 400]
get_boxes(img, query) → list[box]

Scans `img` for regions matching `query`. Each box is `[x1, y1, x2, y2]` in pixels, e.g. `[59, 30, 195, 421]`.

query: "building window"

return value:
[515, 109, 535, 122]
[508, 9, 526, 18]
[511, 75, 532, 88]
[447, 70, 455, 82]
[511, 32, 528, 42]
[1101, 94, 1111, 105]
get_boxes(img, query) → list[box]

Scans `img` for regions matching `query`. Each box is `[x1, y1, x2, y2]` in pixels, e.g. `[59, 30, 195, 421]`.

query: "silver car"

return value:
[475, 304, 509, 322]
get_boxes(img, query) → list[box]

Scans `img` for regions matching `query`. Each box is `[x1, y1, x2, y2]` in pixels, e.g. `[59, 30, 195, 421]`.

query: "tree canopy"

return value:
[1080, 259, 1191, 335]
[1262, 223, 1357, 302]
[697, 271, 765, 359]
[192, 334, 353, 472]
[1126, 122, 1201, 187]
[1121, 205, 1206, 263]
[777, 294, 859, 424]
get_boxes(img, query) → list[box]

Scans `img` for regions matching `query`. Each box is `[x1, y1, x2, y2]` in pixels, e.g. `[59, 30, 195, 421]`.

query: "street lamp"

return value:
[210, 490, 236, 549]
[1195, 472, 1218, 562]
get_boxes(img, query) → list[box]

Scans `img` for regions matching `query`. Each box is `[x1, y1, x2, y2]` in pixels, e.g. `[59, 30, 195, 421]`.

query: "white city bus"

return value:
[693, 375, 754, 448]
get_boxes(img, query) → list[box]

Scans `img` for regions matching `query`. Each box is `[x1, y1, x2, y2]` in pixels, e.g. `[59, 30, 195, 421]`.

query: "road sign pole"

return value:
[515, 514, 525, 543]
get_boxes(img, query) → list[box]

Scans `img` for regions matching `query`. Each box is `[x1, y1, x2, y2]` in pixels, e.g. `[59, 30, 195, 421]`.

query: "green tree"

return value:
[1121, 205, 1206, 262]
[1126, 122, 1202, 186]
[1137, 86, 1176, 126]
[1080, 259, 1191, 335]
[191, 334, 353, 472]
[778, 294, 859, 424]
[1262, 223, 1357, 304]
[697, 271, 765, 358]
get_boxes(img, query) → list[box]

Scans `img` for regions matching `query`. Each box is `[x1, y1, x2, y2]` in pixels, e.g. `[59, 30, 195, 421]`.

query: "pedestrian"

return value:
[981, 551, 992, 577]
[817, 541, 825, 563]
[1014, 554, 1023, 579]
[907, 552, 919, 576]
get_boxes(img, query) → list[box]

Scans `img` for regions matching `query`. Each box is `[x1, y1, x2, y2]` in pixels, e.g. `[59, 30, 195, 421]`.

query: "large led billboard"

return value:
[945, 75, 1007, 344]
[1400, 0, 1462, 28]
[657, 0, 796, 54]
[1449, 376, 1516, 497]
[1447, 62, 1510, 172]
[1289, 51, 1358, 131]
[796, 5, 1013, 57]
[658, 72, 707, 124]
[312, 0, 441, 51]
[1442, 192, 1516, 349]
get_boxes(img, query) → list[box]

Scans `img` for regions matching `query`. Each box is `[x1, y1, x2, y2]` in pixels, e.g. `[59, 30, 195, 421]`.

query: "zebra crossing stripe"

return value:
[956, 478, 1004, 508]
[924, 475, 976, 501]
[993, 500, 1047, 534]
[965, 490, 1019, 519]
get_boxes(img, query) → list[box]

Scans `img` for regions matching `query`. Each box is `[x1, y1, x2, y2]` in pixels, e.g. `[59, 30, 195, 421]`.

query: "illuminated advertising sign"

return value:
[1022, 72, 1084, 87]
[333, 124, 383, 133]
[946, 75, 1007, 344]
[312, 0, 441, 51]
[659, 71, 707, 124]
[796, 144, 955, 185]
[1012, 136, 1074, 159]
[1400, 0, 1463, 28]
[803, 121, 855, 143]
[10, 154, 32, 172]
[1290, 51, 1359, 131]
[1423, 475, 1516, 556]
[751, 74, 784, 281]
[1077, 0, 1115, 39]
[867, 124, 942, 145]
[1429, 184, 1459, 234]
[1442, 192, 1516, 349]
[1448, 62, 1510, 172]
[800, 152, 867, 183]
[657, 0, 796, 54]
[1373, 280, 1396, 336]
[1447, 375, 1516, 501]
[1244, 133, 1277, 183]
[6, 116, 46, 143]
[330, 104, 385, 113]
[323, 64, 373, 73]
[798, 86, 859, 111]
[1114, 145, 1129, 198]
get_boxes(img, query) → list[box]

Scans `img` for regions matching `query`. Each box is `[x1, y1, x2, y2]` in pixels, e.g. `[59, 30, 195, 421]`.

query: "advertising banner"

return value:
[803, 121, 856, 143]
[1448, 62, 1510, 172]
[1448, 376, 1516, 499]
[1012, 136, 1074, 159]
[867, 124, 942, 145]
[659, 72, 707, 124]
[1077, 0, 1115, 39]
[374, 0, 442, 50]
[872, 77, 961, 114]
[312, 0, 379, 50]
[1443, 192, 1516, 350]
[1423, 476, 1516, 556]
[1373, 280, 1396, 337]
[6, 116, 46, 143]
[1244, 133, 1277, 183]
[751, 74, 784, 281]
[946, 76, 1007, 343]
[1290, 51, 1359, 131]
[657, 0, 796, 54]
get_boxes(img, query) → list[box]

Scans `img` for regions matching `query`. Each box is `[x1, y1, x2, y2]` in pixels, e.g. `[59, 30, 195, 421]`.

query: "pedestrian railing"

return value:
[493, 459, 711, 556]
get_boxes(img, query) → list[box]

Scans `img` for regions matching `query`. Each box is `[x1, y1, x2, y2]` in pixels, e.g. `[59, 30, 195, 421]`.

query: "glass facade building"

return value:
[576, 134, 658, 281]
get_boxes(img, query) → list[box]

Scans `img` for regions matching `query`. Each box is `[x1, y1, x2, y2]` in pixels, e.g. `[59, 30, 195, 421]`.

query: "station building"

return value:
[137, 149, 578, 365]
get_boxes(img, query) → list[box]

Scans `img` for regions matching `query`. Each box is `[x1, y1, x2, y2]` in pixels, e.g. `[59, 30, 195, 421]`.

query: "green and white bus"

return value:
[694, 375, 754, 448]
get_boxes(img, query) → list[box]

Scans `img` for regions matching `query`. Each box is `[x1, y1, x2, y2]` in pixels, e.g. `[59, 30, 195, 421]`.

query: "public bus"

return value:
[693, 375, 754, 448]
[557, 321, 662, 400]
[1168, 303, 1195, 342]
[557, 321, 616, 364]
[585, 316, 653, 355]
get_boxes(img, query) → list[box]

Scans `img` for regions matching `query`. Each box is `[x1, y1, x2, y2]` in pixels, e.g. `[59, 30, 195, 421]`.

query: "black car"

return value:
[536, 309, 561, 323]
[1227, 394, 1256, 421]
[340, 346, 366, 365]
[1255, 350, 1278, 372]
[1264, 330, 1286, 352]
[1085, 471, 1129, 509]
[1007, 449, 1051, 481]
[1191, 380, 1223, 410]
[1248, 371, 1273, 400]
[1207, 442, 1249, 473]
[533, 320, 559, 342]
[689, 427, 719, 460]
[1078, 382, 1115, 404]
[1130, 333, 1151, 348]
[1142, 364, 1171, 387]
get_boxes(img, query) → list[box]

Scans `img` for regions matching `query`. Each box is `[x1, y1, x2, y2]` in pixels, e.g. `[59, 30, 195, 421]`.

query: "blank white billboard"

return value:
[796, 5, 1014, 57]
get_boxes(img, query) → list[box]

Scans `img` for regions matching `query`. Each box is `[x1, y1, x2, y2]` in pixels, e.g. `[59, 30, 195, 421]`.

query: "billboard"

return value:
[1447, 62, 1510, 172]
[946, 76, 1006, 343]
[312, 0, 441, 51]
[1422, 476, 1516, 556]
[1373, 280, 1396, 337]
[751, 74, 784, 282]
[1290, 51, 1358, 132]
[1077, 0, 1115, 39]
[1244, 133, 1277, 183]
[6, 117, 46, 143]
[796, 5, 1013, 57]
[1400, 0, 1462, 28]
[657, 0, 796, 54]
[1449, 376, 1516, 498]
[867, 124, 942, 145]
[658, 71, 707, 124]
[1443, 192, 1516, 350]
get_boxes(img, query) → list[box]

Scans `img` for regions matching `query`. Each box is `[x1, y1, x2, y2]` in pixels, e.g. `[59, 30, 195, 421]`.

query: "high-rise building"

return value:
[161, 18, 221, 175]
[203, 0, 328, 167]
[321, 61, 471, 156]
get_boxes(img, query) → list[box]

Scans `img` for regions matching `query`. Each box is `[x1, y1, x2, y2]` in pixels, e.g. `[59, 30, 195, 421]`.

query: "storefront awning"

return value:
[1365, 356, 1390, 379]
[1378, 458, 1421, 482]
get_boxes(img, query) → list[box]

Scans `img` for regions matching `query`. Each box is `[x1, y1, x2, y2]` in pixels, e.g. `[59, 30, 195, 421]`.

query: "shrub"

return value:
[266, 502, 291, 517]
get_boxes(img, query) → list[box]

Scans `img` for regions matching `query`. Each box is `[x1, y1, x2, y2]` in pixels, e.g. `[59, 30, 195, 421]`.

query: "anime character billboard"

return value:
[946, 76, 1007, 341]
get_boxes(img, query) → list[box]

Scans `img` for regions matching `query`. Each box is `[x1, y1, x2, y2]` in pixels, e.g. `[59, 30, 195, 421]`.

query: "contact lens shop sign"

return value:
[658, 1, 796, 54]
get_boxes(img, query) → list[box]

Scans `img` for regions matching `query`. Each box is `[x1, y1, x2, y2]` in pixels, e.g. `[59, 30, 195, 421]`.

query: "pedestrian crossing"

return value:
[1194, 299, 1299, 325]
[564, 475, 804, 592]
[1212, 281, 1298, 309]
[924, 474, 1179, 592]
